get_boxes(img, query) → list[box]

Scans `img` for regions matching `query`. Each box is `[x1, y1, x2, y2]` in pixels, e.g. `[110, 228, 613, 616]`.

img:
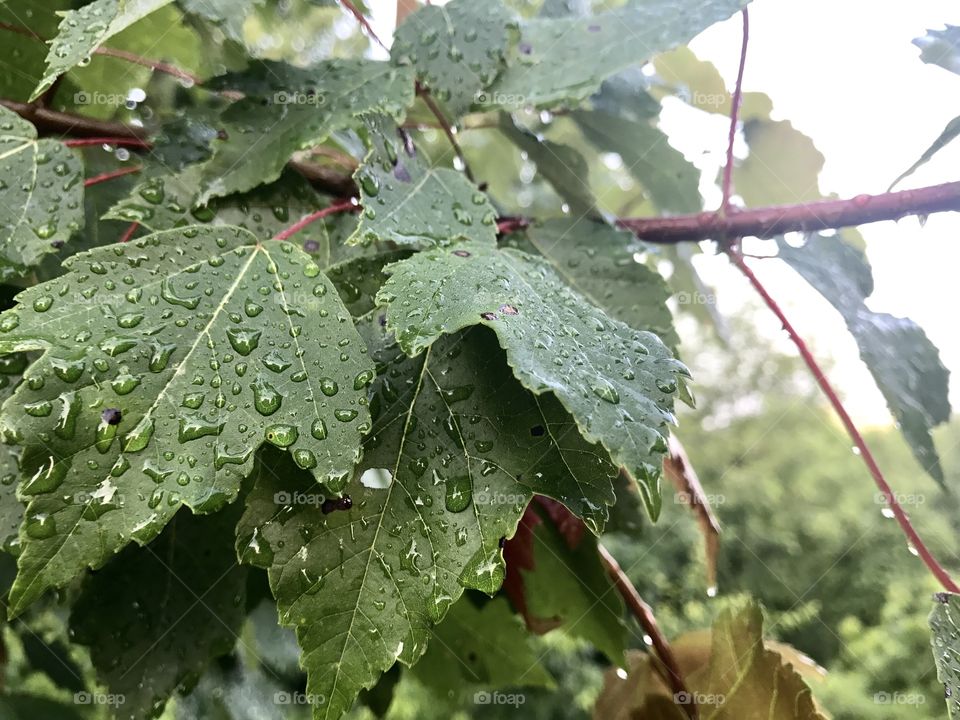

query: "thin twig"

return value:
[598, 543, 698, 720]
[416, 83, 477, 183]
[84, 165, 143, 187]
[720, 9, 749, 214]
[337, 0, 389, 52]
[118, 222, 140, 243]
[64, 137, 152, 149]
[728, 250, 960, 593]
[273, 200, 358, 241]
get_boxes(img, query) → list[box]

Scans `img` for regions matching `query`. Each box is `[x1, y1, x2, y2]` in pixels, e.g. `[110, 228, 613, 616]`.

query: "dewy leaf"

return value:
[929, 591, 960, 719]
[349, 117, 498, 247]
[236, 321, 618, 720]
[889, 114, 960, 190]
[0, 353, 27, 555]
[498, 113, 597, 217]
[377, 242, 689, 518]
[572, 109, 701, 214]
[31, 0, 175, 100]
[391, 0, 514, 118]
[411, 596, 554, 693]
[915, 25, 960, 76]
[513, 218, 678, 349]
[70, 507, 247, 720]
[0, 225, 373, 616]
[488, 0, 749, 109]
[180, 0, 266, 43]
[193, 60, 415, 203]
[0, 107, 84, 279]
[778, 233, 951, 485]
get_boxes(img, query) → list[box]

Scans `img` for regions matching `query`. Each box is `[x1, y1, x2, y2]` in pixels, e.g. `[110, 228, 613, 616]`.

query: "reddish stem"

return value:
[496, 216, 530, 235]
[118, 222, 140, 243]
[337, 0, 389, 52]
[416, 83, 476, 183]
[598, 544, 698, 720]
[616, 181, 960, 243]
[728, 250, 959, 593]
[84, 165, 143, 187]
[720, 9, 749, 213]
[92, 47, 201, 86]
[273, 200, 358, 241]
[64, 137, 152, 149]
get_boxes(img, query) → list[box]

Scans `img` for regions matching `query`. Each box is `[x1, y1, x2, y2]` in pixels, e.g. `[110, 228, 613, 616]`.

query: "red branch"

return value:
[84, 165, 142, 187]
[729, 251, 959, 592]
[273, 200, 358, 241]
[598, 544, 698, 720]
[118, 222, 140, 243]
[617, 181, 960, 244]
[720, 9, 749, 213]
[338, 0, 389, 52]
[64, 137, 152, 149]
[416, 83, 476, 183]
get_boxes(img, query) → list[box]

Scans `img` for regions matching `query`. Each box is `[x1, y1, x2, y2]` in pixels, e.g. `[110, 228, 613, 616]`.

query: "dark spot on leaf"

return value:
[519, 42, 533, 55]
[378, 313, 387, 327]
[498, 537, 506, 549]
[468, 651, 478, 662]
[322, 495, 353, 514]
[935, 592, 952, 604]
[303, 239, 320, 253]
[397, 127, 416, 157]
[530, 425, 544, 437]
[478, 182, 489, 191]
[102, 408, 122, 425]
[588, 24, 601, 32]
[499, 304, 519, 315]
[217, 129, 229, 141]
[50, 240, 64, 249]
[394, 163, 412, 182]
[453, 249, 471, 257]
[480, 312, 497, 321]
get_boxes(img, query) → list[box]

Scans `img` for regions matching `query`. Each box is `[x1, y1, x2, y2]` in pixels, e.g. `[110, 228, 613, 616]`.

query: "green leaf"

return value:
[349, 117, 498, 247]
[915, 25, 960, 75]
[0, 353, 26, 555]
[180, 0, 266, 43]
[412, 596, 554, 692]
[236, 321, 617, 720]
[0, 693, 86, 719]
[488, 0, 749, 109]
[778, 233, 950, 485]
[734, 120, 824, 206]
[31, 0, 175, 100]
[377, 242, 688, 518]
[701, 601, 826, 719]
[391, 0, 514, 118]
[194, 60, 414, 203]
[930, 591, 960, 718]
[890, 114, 960, 190]
[0, 1, 73, 103]
[512, 218, 678, 349]
[572, 109, 701, 214]
[0, 107, 84, 278]
[498, 113, 597, 216]
[70, 507, 247, 719]
[0, 226, 372, 616]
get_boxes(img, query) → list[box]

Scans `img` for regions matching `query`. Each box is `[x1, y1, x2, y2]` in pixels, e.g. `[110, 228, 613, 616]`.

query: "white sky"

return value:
[369, 0, 960, 425]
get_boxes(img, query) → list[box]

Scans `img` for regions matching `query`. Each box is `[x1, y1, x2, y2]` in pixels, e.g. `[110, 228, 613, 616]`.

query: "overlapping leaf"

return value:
[930, 591, 960, 718]
[0, 354, 26, 554]
[915, 25, 960, 76]
[0, 226, 372, 615]
[488, 0, 749, 108]
[70, 507, 246, 719]
[778, 233, 951, 485]
[0, 107, 84, 279]
[377, 242, 689, 518]
[192, 60, 414, 203]
[890, 115, 960, 190]
[236, 320, 618, 720]
[391, 0, 514, 118]
[31, 0, 175, 100]
[349, 117, 498, 247]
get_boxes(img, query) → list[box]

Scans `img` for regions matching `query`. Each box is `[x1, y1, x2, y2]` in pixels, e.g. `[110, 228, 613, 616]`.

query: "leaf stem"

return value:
[337, 0, 389, 53]
[727, 249, 960, 593]
[273, 200, 358, 241]
[83, 165, 143, 187]
[720, 9, 749, 214]
[416, 83, 477, 183]
[118, 222, 140, 243]
[64, 137, 152, 149]
[598, 543, 698, 720]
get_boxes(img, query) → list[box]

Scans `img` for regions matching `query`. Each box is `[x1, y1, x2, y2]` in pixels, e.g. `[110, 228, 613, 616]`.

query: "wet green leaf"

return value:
[377, 242, 688, 518]
[0, 225, 372, 616]
[778, 233, 951, 485]
[0, 353, 26, 555]
[0, 107, 84, 279]
[236, 321, 617, 720]
[70, 507, 247, 720]
[930, 591, 960, 718]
